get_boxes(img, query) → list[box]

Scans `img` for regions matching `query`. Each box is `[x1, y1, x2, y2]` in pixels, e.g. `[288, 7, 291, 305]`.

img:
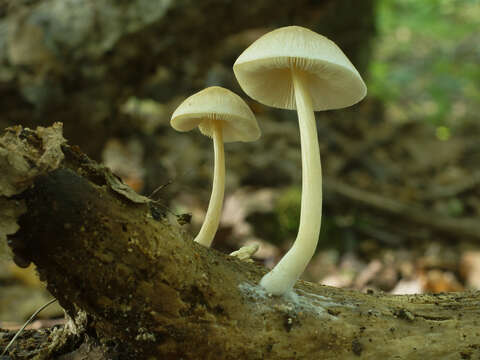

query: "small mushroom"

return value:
[171, 86, 260, 247]
[229, 243, 260, 263]
[234, 26, 366, 295]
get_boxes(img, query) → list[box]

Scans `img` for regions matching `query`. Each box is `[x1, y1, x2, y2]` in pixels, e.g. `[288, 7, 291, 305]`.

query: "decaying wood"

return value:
[1, 124, 480, 359]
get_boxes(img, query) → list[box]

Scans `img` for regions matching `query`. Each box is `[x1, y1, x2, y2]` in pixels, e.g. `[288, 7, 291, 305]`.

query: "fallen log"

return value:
[1, 123, 479, 359]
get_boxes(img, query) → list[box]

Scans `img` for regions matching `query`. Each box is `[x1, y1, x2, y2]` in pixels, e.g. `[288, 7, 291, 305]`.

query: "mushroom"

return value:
[171, 86, 260, 247]
[233, 26, 367, 295]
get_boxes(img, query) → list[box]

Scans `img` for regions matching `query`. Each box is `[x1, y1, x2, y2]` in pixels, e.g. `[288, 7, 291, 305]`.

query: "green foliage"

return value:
[276, 186, 302, 237]
[274, 187, 336, 249]
[370, 0, 480, 132]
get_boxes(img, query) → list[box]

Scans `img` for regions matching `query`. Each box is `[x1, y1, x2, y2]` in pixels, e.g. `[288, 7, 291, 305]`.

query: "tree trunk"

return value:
[1, 123, 479, 359]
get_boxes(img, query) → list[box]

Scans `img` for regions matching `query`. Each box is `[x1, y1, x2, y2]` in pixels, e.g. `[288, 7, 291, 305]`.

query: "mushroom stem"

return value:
[194, 121, 225, 247]
[260, 68, 322, 295]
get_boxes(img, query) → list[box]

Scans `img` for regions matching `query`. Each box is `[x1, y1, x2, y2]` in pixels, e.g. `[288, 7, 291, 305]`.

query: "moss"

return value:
[275, 186, 302, 238]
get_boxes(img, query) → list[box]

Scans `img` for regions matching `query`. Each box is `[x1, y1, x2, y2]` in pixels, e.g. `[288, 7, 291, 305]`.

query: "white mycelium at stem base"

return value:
[194, 121, 225, 247]
[260, 68, 322, 295]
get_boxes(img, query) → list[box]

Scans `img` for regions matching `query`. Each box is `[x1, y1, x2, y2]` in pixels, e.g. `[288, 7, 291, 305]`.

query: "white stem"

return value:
[260, 68, 322, 295]
[194, 121, 225, 247]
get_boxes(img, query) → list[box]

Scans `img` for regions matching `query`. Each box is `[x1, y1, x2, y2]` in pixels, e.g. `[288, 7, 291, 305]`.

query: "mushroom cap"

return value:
[233, 26, 367, 111]
[171, 86, 260, 143]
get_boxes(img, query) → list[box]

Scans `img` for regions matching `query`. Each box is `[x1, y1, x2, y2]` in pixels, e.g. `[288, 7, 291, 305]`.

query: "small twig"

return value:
[356, 222, 404, 246]
[331, 122, 409, 175]
[148, 171, 193, 224]
[148, 170, 193, 201]
[148, 179, 174, 200]
[421, 171, 480, 200]
[1, 298, 57, 356]
[325, 177, 480, 241]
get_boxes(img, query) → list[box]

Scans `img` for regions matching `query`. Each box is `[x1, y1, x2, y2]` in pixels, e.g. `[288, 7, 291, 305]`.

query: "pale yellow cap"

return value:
[233, 26, 367, 111]
[171, 86, 260, 143]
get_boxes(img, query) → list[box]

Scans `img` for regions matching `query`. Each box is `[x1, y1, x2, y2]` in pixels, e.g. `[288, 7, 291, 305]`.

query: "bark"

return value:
[1, 125, 480, 359]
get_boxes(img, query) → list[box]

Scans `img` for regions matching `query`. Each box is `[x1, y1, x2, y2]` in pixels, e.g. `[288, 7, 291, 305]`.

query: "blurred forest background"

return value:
[1, 0, 480, 328]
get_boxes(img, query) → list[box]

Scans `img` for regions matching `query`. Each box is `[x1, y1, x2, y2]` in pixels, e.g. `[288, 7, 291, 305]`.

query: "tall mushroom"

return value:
[171, 86, 260, 247]
[233, 26, 367, 295]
